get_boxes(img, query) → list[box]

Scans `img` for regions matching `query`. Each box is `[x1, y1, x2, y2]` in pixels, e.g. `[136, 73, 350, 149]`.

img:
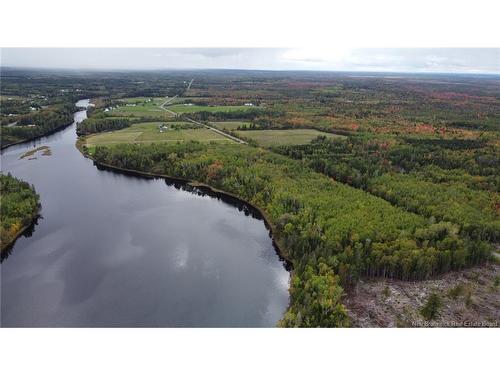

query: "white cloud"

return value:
[1, 48, 498, 74]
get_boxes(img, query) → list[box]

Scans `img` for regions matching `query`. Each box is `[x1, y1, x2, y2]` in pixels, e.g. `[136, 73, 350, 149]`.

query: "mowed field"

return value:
[235, 129, 345, 146]
[86, 122, 235, 146]
[212, 121, 250, 131]
[109, 97, 172, 118]
[118, 97, 166, 104]
[166, 104, 260, 114]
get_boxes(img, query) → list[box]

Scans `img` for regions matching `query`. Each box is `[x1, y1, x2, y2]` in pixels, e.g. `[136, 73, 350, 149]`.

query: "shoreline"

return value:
[76, 137, 295, 324]
[76, 137, 293, 269]
[1, 100, 89, 151]
[1, 119, 75, 151]
[1, 211, 40, 256]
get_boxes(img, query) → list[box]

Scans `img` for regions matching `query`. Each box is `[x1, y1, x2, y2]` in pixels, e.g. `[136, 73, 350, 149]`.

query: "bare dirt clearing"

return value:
[345, 263, 499, 327]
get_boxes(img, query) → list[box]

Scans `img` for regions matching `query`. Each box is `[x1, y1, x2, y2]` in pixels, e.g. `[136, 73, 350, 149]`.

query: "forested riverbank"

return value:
[2, 99, 289, 327]
[1, 102, 76, 149]
[0, 173, 41, 252]
[86, 141, 494, 327]
[3, 68, 498, 328]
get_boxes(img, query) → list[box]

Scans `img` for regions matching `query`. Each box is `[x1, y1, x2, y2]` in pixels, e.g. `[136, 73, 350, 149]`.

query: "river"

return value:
[0, 99, 289, 327]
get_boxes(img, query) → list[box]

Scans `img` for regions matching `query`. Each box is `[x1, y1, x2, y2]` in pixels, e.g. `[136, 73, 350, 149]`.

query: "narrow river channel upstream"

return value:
[0, 99, 290, 327]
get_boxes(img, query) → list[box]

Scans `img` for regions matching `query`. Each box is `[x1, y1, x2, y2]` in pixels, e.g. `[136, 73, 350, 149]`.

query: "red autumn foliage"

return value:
[415, 123, 436, 134]
[207, 160, 224, 181]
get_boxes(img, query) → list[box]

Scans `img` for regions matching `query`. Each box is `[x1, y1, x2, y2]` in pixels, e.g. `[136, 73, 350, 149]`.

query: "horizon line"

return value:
[2, 66, 499, 76]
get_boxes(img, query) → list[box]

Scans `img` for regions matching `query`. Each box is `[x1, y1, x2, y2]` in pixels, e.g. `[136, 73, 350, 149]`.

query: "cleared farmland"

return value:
[86, 122, 234, 145]
[235, 129, 345, 146]
[108, 97, 172, 118]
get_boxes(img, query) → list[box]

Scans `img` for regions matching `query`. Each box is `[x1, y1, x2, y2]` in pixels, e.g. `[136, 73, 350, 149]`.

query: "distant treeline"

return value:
[1, 102, 75, 147]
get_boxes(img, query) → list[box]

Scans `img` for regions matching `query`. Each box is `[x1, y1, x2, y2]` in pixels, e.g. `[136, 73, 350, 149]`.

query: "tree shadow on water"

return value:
[1, 216, 41, 263]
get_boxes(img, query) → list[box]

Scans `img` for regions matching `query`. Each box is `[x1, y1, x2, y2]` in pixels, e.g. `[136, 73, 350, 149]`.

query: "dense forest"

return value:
[276, 137, 500, 242]
[186, 108, 265, 122]
[0, 173, 40, 252]
[77, 116, 132, 135]
[89, 141, 494, 327]
[1, 102, 75, 147]
[2, 68, 499, 327]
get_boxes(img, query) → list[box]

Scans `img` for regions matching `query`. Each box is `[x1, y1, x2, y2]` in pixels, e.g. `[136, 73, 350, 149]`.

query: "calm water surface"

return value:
[0, 99, 289, 327]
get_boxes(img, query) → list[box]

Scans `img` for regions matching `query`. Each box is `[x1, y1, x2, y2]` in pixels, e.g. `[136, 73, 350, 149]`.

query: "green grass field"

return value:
[109, 97, 172, 118]
[117, 97, 166, 104]
[212, 121, 250, 131]
[235, 129, 345, 146]
[86, 122, 234, 146]
[166, 104, 260, 114]
[109, 106, 170, 118]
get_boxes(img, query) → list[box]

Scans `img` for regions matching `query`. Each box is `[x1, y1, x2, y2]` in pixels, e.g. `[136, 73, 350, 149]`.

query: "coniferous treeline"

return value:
[186, 108, 267, 122]
[77, 117, 132, 135]
[276, 137, 500, 241]
[89, 141, 493, 327]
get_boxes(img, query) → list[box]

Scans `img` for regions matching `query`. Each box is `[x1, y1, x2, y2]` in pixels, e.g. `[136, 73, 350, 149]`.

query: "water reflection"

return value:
[1, 217, 40, 262]
[0, 100, 290, 327]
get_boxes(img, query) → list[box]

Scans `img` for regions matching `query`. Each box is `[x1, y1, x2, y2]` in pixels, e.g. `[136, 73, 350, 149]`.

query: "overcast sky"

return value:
[1, 48, 498, 74]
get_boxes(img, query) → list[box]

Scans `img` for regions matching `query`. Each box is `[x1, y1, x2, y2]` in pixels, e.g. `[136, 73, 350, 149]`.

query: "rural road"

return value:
[186, 118, 246, 144]
[158, 79, 247, 144]
[160, 95, 178, 109]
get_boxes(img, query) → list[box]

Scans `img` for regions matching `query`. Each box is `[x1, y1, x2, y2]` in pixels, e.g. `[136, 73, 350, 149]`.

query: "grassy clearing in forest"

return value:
[85, 121, 234, 145]
[235, 129, 345, 146]
[117, 97, 166, 104]
[108, 97, 172, 118]
[109, 106, 169, 117]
